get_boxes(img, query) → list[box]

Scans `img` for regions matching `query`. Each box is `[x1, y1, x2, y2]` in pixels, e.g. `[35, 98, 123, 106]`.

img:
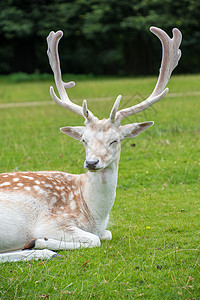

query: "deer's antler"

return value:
[111, 27, 182, 123]
[47, 31, 94, 121]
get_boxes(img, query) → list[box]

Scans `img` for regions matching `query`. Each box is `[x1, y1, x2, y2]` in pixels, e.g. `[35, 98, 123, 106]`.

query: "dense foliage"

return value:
[0, 0, 200, 75]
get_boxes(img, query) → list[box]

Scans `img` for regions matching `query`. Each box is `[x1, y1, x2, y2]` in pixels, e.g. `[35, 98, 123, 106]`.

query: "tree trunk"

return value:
[123, 33, 154, 76]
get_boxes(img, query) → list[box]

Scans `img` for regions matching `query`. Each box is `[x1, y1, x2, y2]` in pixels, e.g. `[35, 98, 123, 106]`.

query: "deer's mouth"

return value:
[87, 167, 103, 172]
[85, 165, 103, 172]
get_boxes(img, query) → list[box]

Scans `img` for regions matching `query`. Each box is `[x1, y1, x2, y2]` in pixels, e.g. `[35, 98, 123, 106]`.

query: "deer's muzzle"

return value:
[85, 159, 100, 171]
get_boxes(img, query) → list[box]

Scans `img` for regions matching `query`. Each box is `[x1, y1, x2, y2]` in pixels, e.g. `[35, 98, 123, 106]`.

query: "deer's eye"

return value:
[109, 140, 118, 146]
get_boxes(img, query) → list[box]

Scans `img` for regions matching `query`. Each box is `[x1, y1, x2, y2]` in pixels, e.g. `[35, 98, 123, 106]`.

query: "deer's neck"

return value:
[81, 160, 118, 221]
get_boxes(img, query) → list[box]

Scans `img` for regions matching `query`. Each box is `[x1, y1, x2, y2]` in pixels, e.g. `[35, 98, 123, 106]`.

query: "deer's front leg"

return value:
[30, 228, 101, 250]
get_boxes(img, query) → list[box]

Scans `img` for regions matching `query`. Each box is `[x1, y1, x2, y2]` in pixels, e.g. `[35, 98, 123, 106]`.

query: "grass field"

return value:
[0, 74, 199, 299]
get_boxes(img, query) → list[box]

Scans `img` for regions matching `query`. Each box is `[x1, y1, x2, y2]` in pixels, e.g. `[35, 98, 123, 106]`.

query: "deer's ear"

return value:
[60, 126, 85, 141]
[119, 121, 154, 140]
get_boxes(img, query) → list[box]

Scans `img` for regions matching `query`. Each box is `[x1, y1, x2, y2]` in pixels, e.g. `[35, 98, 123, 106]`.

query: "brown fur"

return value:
[0, 171, 94, 232]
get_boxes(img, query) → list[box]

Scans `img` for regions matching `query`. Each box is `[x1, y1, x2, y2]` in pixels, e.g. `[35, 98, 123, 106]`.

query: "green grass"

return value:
[0, 74, 199, 299]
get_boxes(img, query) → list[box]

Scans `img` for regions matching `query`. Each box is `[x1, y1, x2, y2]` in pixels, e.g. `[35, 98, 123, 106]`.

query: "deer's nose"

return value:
[85, 159, 99, 170]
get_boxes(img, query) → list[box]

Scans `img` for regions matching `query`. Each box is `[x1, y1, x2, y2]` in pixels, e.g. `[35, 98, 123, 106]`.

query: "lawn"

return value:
[0, 74, 199, 299]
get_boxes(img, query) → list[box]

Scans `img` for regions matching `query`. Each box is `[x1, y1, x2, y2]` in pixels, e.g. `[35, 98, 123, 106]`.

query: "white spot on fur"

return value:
[33, 185, 40, 191]
[61, 192, 66, 203]
[41, 190, 49, 198]
[24, 186, 31, 191]
[0, 182, 11, 187]
[50, 197, 57, 205]
[69, 192, 74, 201]
[13, 178, 20, 182]
[17, 183, 24, 187]
[21, 175, 34, 180]
[74, 190, 78, 196]
[35, 180, 40, 185]
[44, 183, 53, 189]
[70, 200, 76, 210]
[53, 192, 59, 197]
[2, 175, 8, 178]
[62, 196, 66, 203]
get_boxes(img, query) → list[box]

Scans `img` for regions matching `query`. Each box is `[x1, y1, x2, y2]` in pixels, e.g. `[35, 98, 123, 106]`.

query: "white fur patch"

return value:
[44, 184, 53, 189]
[21, 176, 34, 180]
[24, 186, 31, 192]
[13, 178, 20, 182]
[70, 200, 76, 210]
[69, 192, 74, 201]
[50, 197, 57, 205]
[33, 185, 40, 192]
[0, 182, 11, 187]
[62, 196, 66, 203]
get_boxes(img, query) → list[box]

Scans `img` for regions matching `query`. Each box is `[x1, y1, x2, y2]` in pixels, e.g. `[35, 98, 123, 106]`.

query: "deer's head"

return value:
[60, 112, 153, 172]
[47, 28, 182, 172]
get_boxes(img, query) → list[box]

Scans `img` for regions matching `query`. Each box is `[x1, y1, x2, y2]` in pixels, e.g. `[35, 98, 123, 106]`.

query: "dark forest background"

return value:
[0, 0, 200, 76]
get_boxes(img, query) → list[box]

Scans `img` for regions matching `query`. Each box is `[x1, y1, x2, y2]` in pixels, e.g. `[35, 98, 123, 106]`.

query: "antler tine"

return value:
[110, 95, 122, 123]
[115, 27, 182, 123]
[47, 30, 94, 121]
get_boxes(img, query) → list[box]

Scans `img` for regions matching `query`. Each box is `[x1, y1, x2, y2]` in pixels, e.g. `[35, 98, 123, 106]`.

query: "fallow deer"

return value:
[0, 27, 182, 262]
